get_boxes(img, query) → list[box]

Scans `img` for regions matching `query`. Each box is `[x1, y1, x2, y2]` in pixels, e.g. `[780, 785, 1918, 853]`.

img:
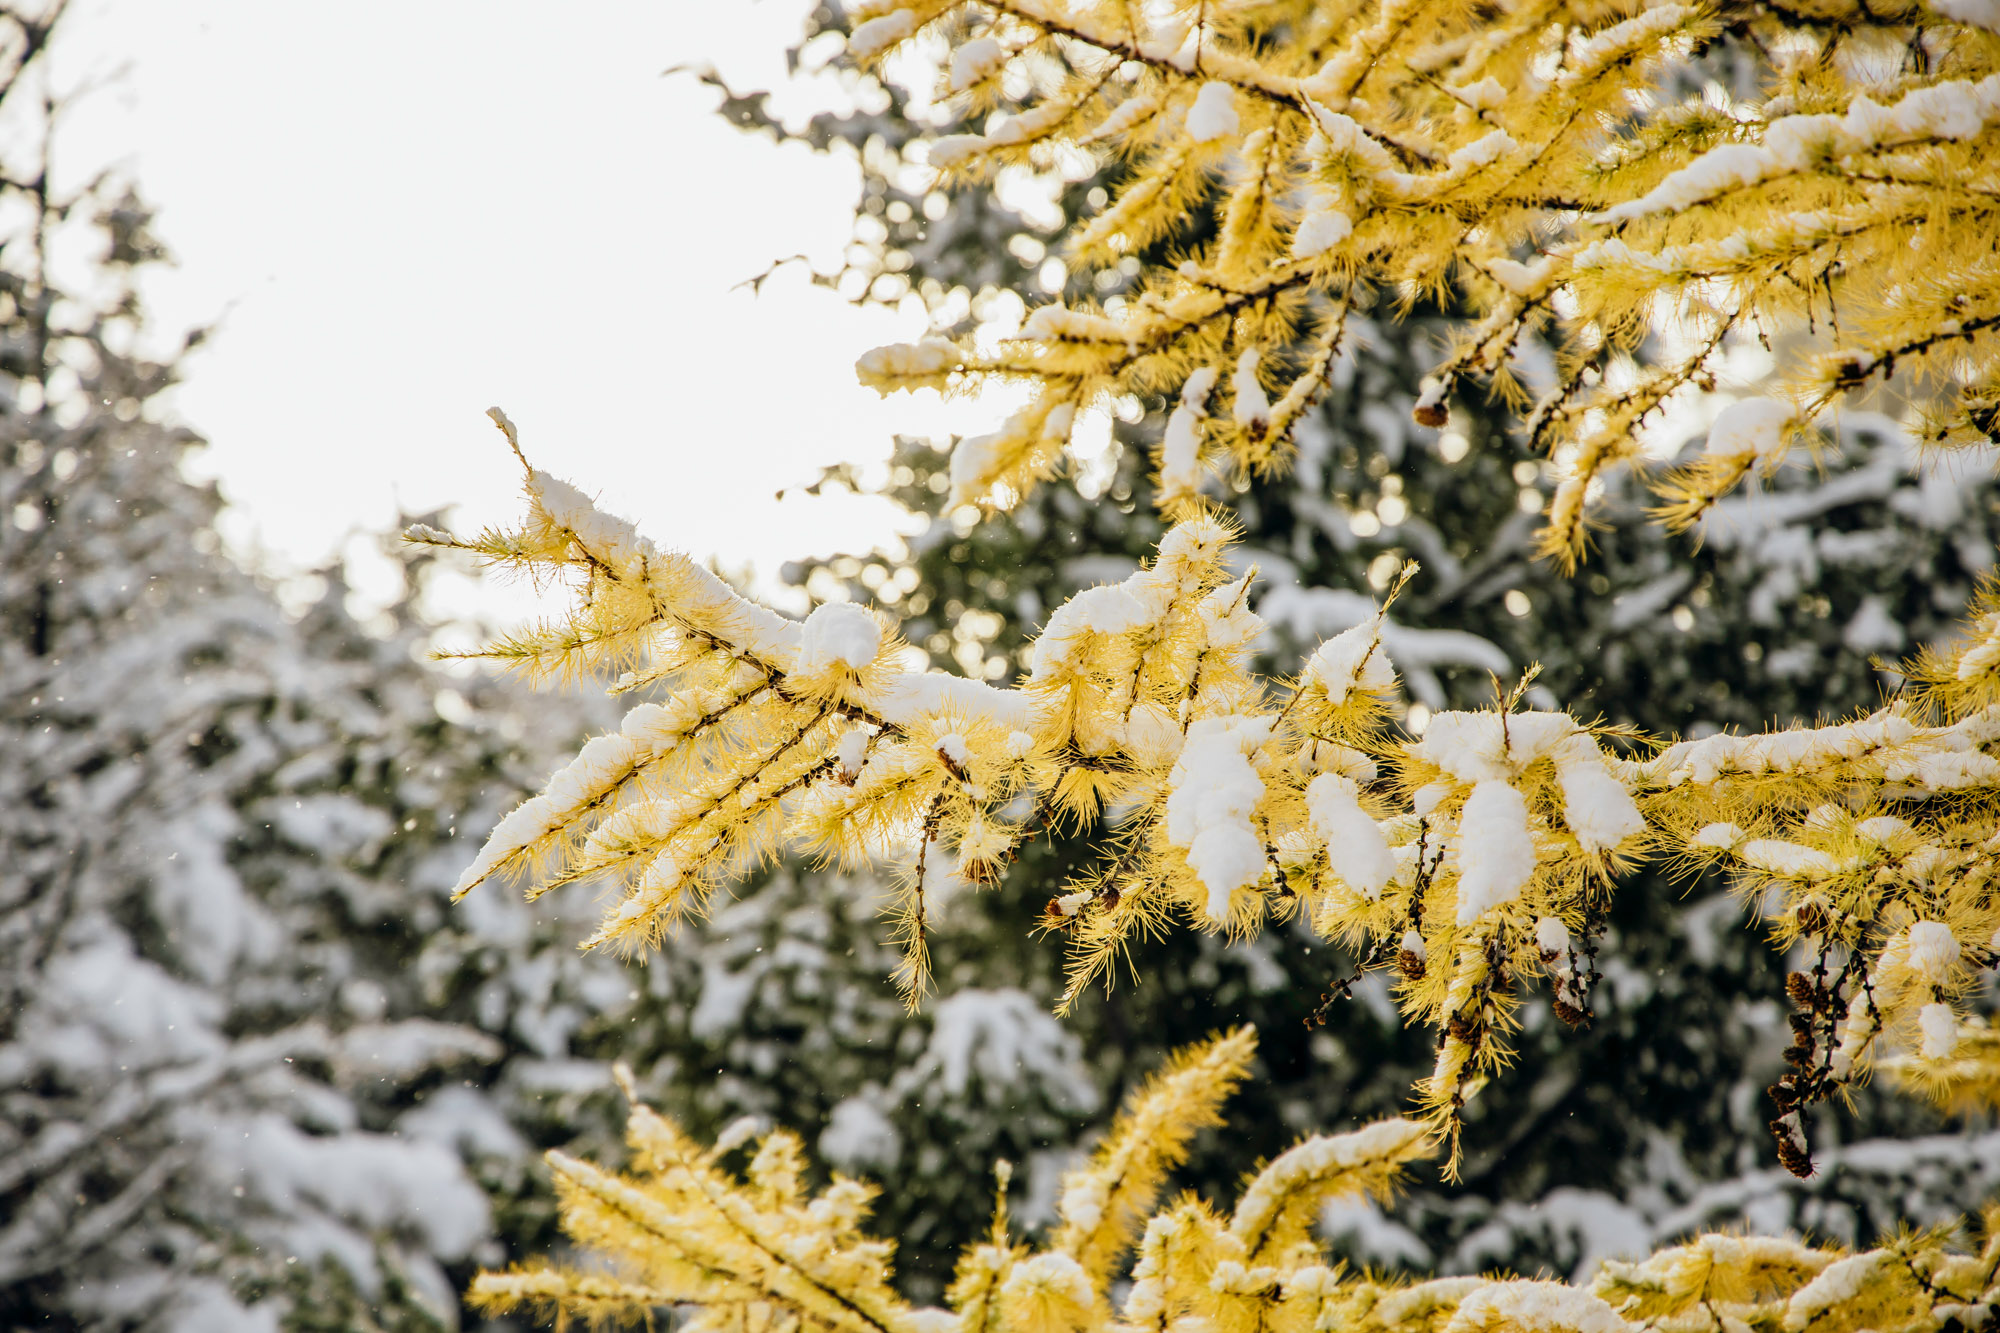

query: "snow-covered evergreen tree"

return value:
[0, 189, 479, 1329]
[0, 13, 645, 1324]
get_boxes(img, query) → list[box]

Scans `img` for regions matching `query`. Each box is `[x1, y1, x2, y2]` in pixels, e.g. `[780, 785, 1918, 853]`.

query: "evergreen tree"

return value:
[0, 12, 648, 1324]
[0, 176, 481, 1330]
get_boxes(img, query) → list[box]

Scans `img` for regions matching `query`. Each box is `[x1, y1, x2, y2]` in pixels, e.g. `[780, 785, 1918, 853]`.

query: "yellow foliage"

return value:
[843, 0, 2000, 566]
[427, 397, 2000, 1174]
[1051, 1024, 1257, 1283]
[423, 0, 2000, 1193]
[471, 1029, 2000, 1333]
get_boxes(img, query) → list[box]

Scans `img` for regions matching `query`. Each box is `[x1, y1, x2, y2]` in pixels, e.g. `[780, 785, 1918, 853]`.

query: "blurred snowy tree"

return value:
[0, 8, 645, 1326]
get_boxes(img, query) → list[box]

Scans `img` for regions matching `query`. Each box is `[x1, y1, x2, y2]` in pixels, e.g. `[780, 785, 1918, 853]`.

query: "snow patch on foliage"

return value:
[1233, 348, 1272, 428]
[798, 601, 882, 673]
[1159, 366, 1220, 502]
[1187, 81, 1240, 141]
[1599, 73, 2000, 221]
[1307, 616, 1396, 704]
[1293, 200, 1354, 259]
[847, 10, 915, 58]
[1307, 773, 1394, 899]
[1918, 1002, 1960, 1060]
[1166, 715, 1277, 922]
[949, 37, 1005, 90]
[1453, 780, 1538, 923]
[1704, 398, 1795, 461]
[1906, 920, 1961, 979]
[1451, 1280, 1626, 1333]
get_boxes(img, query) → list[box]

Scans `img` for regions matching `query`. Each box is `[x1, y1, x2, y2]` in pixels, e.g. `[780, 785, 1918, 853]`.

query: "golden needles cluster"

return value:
[1653, 575, 2000, 1174]
[424, 406, 2000, 1174]
[470, 1027, 2000, 1333]
[424, 1, 2000, 1324]
[847, 0, 2000, 564]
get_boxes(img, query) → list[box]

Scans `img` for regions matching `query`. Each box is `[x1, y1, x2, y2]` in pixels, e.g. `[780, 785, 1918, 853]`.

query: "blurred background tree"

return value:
[0, 6, 645, 1326]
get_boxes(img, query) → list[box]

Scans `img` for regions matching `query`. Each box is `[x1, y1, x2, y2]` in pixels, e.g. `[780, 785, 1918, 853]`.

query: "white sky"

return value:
[50, 0, 976, 609]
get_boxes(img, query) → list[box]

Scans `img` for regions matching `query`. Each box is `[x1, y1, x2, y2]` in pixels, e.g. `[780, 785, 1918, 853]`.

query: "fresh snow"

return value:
[1030, 583, 1153, 679]
[1306, 773, 1395, 899]
[1692, 821, 1745, 850]
[1233, 348, 1272, 428]
[870, 669, 1037, 731]
[1292, 201, 1354, 259]
[1452, 77, 1508, 110]
[949, 37, 1005, 91]
[1447, 129, 1515, 173]
[1551, 733, 1646, 852]
[1598, 73, 2000, 222]
[1704, 398, 1794, 461]
[1166, 715, 1277, 922]
[1740, 839, 1839, 877]
[1306, 616, 1395, 703]
[1452, 1281, 1626, 1333]
[1906, 920, 1961, 979]
[847, 10, 916, 58]
[1187, 81, 1241, 142]
[798, 600, 882, 673]
[1453, 779, 1538, 923]
[1085, 94, 1161, 142]
[1787, 1252, 1882, 1328]
[1229, 1120, 1427, 1243]
[1487, 255, 1554, 297]
[528, 469, 653, 569]
[1919, 1002, 1959, 1060]
[837, 725, 873, 780]
[857, 337, 958, 382]
[1536, 916, 1571, 959]
[1160, 368, 1218, 500]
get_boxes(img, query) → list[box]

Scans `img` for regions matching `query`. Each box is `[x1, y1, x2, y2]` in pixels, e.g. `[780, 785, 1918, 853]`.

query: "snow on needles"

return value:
[527, 469, 652, 570]
[1187, 81, 1240, 142]
[1449, 1281, 1627, 1333]
[1233, 348, 1271, 428]
[1414, 711, 1643, 857]
[1404, 711, 1643, 922]
[1703, 398, 1795, 462]
[797, 602, 883, 675]
[1919, 1002, 1960, 1060]
[847, 9, 916, 58]
[1306, 615, 1396, 704]
[1228, 1119, 1430, 1249]
[1598, 73, 2000, 222]
[1453, 779, 1539, 924]
[1307, 773, 1394, 900]
[949, 37, 1005, 91]
[1158, 366, 1220, 504]
[1553, 733, 1648, 852]
[1906, 920, 1961, 979]
[1292, 199, 1354, 259]
[1167, 715, 1276, 923]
